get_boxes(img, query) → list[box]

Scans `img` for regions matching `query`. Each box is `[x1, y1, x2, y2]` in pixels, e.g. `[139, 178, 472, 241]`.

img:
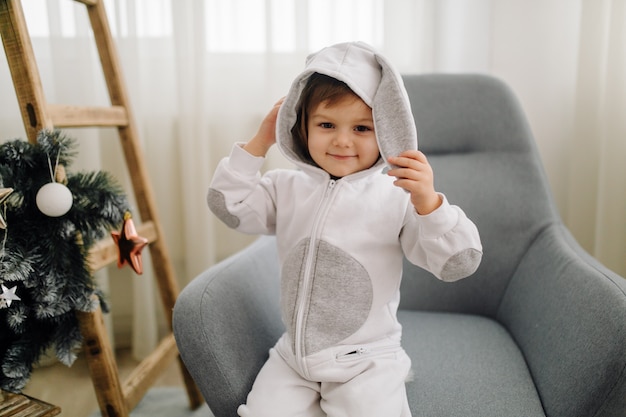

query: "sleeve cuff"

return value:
[228, 142, 266, 175]
[415, 194, 459, 238]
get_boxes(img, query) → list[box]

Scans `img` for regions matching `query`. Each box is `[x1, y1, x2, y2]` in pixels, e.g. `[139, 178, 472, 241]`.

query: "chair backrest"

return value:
[398, 74, 559, 317]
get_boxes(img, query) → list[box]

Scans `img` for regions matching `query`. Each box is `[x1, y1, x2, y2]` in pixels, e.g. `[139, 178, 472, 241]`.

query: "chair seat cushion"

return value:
[399, 311, 545, 417]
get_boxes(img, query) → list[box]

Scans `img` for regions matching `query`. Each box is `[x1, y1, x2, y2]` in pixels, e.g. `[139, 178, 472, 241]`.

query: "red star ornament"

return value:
[111, 213, 148, 275]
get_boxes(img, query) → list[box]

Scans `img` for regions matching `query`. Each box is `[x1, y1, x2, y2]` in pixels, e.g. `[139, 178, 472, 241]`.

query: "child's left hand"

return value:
[387, 150, 442, 215]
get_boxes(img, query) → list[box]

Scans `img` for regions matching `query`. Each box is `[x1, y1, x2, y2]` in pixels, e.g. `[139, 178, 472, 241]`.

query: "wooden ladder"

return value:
[0, 1, 203, 415]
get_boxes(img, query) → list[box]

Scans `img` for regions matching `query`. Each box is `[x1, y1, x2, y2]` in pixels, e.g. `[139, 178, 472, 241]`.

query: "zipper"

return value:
[294, 179, 337, 379]
[335, 343, 402, 362]
[342, 347, 368, 357]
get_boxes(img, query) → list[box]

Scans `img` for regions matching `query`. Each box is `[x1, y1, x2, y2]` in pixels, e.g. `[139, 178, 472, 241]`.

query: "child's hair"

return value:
[291, 72, 358, 164]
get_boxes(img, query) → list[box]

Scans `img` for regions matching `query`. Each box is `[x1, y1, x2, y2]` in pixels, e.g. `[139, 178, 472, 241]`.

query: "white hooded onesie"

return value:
[207, 42, 482, 417]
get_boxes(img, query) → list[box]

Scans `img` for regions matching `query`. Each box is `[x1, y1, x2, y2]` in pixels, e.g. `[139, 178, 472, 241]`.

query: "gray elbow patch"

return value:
[207, 188, 240, 229]
[440, 248, 482, 282]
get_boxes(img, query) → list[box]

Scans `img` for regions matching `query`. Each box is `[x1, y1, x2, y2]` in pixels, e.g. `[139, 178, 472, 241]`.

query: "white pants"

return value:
[237, 335, 412, 417]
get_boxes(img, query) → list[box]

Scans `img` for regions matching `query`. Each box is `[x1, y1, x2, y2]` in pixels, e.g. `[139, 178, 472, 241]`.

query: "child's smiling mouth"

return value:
[328, 153, 357, 160]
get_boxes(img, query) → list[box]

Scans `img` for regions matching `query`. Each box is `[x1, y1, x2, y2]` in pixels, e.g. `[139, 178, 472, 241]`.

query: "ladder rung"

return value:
[122, 333, 179, 411]
[0, 391, 61, 417]
[87, 220, 157, 271]
[73, 0, 98, 5]
[47, 104, 128, 127]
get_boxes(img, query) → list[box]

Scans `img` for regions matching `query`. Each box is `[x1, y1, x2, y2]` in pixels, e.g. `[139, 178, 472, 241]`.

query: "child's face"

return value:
[307, 95, 379, 178]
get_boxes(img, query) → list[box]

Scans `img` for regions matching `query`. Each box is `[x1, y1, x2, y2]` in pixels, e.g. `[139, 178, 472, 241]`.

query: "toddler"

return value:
[208, 41, 482, 417]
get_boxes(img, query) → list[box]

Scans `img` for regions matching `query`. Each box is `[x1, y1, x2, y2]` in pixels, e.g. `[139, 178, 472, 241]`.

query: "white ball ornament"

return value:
[36, 182, 73, 217]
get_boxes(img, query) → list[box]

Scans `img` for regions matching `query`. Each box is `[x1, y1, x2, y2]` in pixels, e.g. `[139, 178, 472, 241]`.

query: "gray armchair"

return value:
[173, 74, 626, 417]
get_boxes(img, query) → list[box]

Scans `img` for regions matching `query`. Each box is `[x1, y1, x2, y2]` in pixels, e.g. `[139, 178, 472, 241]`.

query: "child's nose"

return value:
[333, 130, 351, 146]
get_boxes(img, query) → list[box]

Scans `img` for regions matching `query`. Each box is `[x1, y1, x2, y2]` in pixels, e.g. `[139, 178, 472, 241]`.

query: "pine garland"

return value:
[0, 130, 130, 392]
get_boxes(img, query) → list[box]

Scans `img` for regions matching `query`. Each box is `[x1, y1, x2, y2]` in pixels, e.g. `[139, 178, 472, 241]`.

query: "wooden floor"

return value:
[20, 348, 185, 417]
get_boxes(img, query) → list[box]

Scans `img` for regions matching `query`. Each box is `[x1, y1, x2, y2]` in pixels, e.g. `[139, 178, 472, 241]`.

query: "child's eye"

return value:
[355, 125, 372, 132]
[320, 122, 334, 129]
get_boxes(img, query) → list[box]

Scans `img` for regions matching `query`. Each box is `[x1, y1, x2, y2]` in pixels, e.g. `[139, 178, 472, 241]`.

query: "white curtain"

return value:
[1, 0, 624, 358]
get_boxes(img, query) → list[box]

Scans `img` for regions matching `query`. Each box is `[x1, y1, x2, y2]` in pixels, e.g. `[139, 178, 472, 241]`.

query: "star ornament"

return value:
[0, 284, 21, 308]
[0, 187, 14, 229]
[111, 213, 149, 275]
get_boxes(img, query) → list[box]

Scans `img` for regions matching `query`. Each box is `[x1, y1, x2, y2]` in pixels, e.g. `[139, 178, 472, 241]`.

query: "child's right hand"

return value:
[243, 98, 285, 157]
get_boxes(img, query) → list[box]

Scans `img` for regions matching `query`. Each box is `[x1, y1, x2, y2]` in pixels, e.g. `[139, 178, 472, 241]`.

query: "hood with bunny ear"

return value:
[276, 41, 417, 172]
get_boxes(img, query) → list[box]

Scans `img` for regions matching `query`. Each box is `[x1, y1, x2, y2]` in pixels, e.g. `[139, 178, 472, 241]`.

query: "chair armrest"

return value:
[497, 224, 626, 417]
[173, 236, 283, 417]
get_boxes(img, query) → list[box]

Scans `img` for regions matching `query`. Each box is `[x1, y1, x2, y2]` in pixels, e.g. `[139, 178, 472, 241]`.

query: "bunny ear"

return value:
[372, 53, 418, 167]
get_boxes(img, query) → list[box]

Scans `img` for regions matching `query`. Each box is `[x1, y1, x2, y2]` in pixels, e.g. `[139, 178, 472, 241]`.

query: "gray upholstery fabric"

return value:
[173, 74, 626, 417]
[497, 225, 626, 417]
[173, 238, 283, 414]
[398, 74, 558, 317]
[400, 311, 544, 417]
